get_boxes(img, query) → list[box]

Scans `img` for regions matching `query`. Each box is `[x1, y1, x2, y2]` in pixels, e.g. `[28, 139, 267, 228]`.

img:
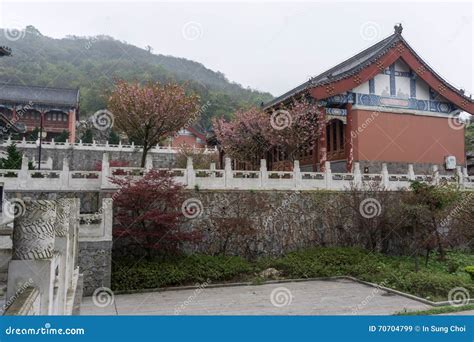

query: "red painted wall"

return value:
[171, 134, 206, 148]
[352, 109, 465, 165]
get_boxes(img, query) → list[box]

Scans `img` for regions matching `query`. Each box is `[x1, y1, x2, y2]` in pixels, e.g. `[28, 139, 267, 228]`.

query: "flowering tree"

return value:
[111, 170, 200, 257]
[268, 98, 320, 162]
[108, 80, 201, 167]
[212, 107, 274, 169]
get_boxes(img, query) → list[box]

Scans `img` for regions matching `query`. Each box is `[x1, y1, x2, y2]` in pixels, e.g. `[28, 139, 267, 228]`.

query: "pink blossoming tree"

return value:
[108, 80, 201, 167]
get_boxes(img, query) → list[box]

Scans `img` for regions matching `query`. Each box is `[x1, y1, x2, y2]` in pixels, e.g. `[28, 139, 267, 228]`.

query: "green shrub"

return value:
[465, 266, 474, 281]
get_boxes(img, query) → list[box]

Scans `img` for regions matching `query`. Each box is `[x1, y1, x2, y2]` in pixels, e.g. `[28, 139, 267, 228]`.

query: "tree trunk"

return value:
[141, 143, 149, 168]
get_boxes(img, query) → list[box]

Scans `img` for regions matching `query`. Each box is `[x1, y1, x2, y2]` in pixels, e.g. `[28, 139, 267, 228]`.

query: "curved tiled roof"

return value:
[0, 83, 79, 108]
[264, 25, 472, 110]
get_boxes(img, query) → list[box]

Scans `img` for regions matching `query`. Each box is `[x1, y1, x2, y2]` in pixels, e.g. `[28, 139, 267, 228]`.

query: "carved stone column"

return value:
[54, 199, 70, 237]
[12, 200, 57, 260]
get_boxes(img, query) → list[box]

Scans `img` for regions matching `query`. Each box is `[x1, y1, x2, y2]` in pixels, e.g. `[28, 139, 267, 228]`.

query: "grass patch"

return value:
[396, 304, 474, 316]
[112, 247, 474, 302]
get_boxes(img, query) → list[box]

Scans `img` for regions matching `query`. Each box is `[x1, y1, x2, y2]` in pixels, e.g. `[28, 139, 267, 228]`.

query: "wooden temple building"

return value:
[264, 24, 474, 173]
[0, 83, 80, 142]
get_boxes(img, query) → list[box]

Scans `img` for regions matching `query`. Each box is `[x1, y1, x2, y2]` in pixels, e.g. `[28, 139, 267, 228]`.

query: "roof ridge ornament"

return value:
[394, 23, 403, 35]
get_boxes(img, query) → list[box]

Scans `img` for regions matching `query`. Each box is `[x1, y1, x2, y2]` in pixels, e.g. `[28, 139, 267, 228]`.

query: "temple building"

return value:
[264, 24, 474, 174]
[0, 83, 80, 142]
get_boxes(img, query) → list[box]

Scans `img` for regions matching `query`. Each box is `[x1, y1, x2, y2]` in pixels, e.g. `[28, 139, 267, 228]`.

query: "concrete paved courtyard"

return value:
[81, 278, 432, 315]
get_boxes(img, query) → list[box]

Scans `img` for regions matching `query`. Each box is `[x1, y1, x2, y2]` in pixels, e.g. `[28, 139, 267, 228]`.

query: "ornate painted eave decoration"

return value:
[265, 24, 474, 114]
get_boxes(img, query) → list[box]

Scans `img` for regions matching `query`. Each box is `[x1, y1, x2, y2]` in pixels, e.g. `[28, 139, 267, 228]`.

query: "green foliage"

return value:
[54, 130, 70, 142]
[108, 130, 120, 144]
[80, 128, 94, 143]
[0, 143, 34, 170]
[112, 247, 474, 301]
[0, 27, 273, 129]
[465, 266, 474, 280]
[112, 254, 254, 291]
[397, 303, 474, 316]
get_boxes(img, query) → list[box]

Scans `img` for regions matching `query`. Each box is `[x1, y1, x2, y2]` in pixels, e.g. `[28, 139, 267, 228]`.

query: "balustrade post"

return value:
[210, 162, 216, 179]
[100, 152, 110, 189]
[186, 157, 195, 189]
[353, 162, 362, 188]
[51, 138, 55, 146]
[53, 199, 71, 314]
[324, 161, 332, 189]
[224, 157, 232, 188]
[456, 166, 464, 188]
[381, 163, 389, 188]
[408, 164, 415, 181]
[432, 165, 439, 185]
[293, 160, 301, 189]
[60, 158, 70, 189]
[260, 159, 268, 188]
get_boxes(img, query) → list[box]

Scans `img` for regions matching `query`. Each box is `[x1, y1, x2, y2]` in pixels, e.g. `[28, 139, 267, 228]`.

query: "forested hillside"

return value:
[0, 26, 273, 129]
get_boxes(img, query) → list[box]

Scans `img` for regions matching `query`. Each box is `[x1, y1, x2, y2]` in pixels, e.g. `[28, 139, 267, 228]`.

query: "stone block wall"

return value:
[79, 241, 112, 296]
[6, 147, 176, 170]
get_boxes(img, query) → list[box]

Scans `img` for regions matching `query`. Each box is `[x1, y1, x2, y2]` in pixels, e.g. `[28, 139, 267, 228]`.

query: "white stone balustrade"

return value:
[1, 138, 218, 154]
[0, 153, 473, 192]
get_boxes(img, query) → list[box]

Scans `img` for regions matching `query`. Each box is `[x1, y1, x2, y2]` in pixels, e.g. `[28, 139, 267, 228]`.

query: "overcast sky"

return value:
[0, 0, 473, 97]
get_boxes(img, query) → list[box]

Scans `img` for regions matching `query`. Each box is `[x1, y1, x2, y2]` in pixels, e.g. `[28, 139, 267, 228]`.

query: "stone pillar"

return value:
[224, 157, 232, 188]
[353, 162, 362, 188]
[432, 165, 439, 185]
[260, 159, 268, 188]
[60, 158, 70, 190]
[318, 109, 328, 172]
[324, 161, 332, 189]
[18, 155, 29, 189]
[8, 200, 58, 314]
[100, 153, 110, 189]
[381, 163, 389, 188]
[210, 162, 216, 179]
[12, 200, 56, 260]
[408, 164, 415, 181]
[456, 166, 463, 183]
[186, 156, 195, 188]
[293, 160, 301, 189]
